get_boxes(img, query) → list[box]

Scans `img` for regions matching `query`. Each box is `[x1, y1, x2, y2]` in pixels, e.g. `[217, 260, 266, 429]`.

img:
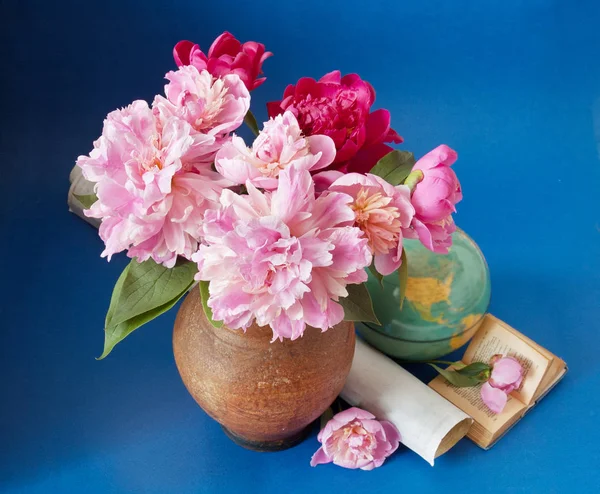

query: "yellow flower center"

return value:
[350, 188, 402, 255]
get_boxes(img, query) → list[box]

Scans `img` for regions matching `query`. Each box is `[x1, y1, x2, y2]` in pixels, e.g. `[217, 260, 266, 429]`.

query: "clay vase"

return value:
[172, 289, 356, 452]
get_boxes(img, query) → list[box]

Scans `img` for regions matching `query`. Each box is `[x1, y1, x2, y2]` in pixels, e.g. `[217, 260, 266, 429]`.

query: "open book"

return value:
[428, 314, 567, 449]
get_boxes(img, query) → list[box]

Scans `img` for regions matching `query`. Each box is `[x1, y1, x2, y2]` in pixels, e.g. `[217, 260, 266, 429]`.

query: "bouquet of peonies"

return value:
[76, 32, 462, 358]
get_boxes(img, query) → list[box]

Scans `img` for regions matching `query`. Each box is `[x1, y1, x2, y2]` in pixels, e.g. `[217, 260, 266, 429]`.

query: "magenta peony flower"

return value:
[329, 173, 414, 275]
[310, 407, 400, 470]
[215, 111, 336, 190]
[77, 100, 229, 267]
[153, 66, 249, 139]
[173, 32, 272, 91]
[267, 70, 402, 173]
[192, 165, 372, 341]
[480, 355, 524, 414]
[407, 145, 462, 254]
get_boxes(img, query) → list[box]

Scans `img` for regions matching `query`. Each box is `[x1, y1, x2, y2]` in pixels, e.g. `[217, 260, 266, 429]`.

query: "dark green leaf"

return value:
[98, 293, 187, 360]
[104, 262, 131, 329]
[244, 110, 260, 136]
[99, 259, 197, 359]
[369, 150, 416, 185]
[73, 193, 98, 209]
[320, 406, 334, 430]
[398, 250, 408, 309]
[429, 363, 481, 387]
[108, 259, 197, 328]
[456, 362, 491, 381]
[368, 263, 384, 289]
[198, 280, 223, 329]
[340, 283, 380, 325]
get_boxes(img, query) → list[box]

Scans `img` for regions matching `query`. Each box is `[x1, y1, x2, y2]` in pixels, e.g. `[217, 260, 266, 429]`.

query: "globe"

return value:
[357, 229, 491, 360]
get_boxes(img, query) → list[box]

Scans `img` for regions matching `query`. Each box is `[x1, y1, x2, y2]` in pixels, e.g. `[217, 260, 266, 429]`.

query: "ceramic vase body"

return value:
[173, 290, 355, 451]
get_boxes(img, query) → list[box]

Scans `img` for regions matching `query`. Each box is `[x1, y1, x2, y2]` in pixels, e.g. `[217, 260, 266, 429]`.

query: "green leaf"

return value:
[104, 262, 131, 329]
[99, 258, 197, 359]
[98, 293, 187, 360]
[369, 150, 416, 185]
[244, 110, 260, 136]
[429, 363, 481, 387]
[398, 250, 408, 309]
[455, 362, 492, 382]
[340, 283, 380, 325]
[198, 280, 223, 329]
[108, 259, 197, 328]
[368, 263, 384, 289]
[320, 406, 334, 430]
[73, 193, 98, 209]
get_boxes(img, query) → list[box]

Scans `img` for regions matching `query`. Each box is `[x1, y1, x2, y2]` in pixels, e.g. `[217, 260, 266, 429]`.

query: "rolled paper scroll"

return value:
[341, 338, 473, 466]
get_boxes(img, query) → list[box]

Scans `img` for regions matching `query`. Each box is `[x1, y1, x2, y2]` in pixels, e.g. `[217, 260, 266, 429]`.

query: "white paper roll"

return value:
[341, 338, 473, 466]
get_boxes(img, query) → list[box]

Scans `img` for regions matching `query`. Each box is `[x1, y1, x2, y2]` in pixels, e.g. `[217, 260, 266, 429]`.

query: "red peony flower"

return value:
[267, 71, 402, 173]
[173, 32, 272, 91]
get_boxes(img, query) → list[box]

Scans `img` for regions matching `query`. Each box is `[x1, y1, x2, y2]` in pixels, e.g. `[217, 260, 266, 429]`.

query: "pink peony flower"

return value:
[480, 355, 524, 414]
[77, 100, 229, 267]
[153, 66, 249, 164]
[173, 32, 272, 91]
[192, 165, 372, 341]
[329, 173, 414, 276]
[310, 407, 401, 470]
[407, 145, 462, 254]
[214, 111, 336, 190]
[267, 70, 402, 174]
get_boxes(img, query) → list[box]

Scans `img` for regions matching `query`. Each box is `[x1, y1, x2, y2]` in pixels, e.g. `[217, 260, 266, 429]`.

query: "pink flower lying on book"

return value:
[480, 355, 524, 413]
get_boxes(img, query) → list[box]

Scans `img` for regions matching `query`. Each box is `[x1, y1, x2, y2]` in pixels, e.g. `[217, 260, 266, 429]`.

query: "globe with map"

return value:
[357, 229, 491, 360]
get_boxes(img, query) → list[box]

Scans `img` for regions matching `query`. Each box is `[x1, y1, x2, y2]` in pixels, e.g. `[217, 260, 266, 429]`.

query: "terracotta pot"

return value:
[173, 289, 356, 452]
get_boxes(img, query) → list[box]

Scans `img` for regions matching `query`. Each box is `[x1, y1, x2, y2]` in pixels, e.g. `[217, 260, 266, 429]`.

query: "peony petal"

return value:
[363, 108, 392, 147]
[312, 170, 344, 195]
[332, 407, 376, 424]
[480, 382, 508, 414]
[173, 40, 196, 66]
[310, 447, 332, 467]
[318, 70, 342, 84]
[380, 420, 401, 450]
[374, 251, 402, 276]
[413, 144, 458, 172]
[490, 357, 523, 388]
[306, 134, 337, 170]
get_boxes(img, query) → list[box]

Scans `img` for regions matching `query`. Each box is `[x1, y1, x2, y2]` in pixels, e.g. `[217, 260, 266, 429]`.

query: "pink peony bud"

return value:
[407, 145, 462, 254]
[310, 407, 400, 470]
[173, 32, 272, 91]
[480, 356, 524, 414]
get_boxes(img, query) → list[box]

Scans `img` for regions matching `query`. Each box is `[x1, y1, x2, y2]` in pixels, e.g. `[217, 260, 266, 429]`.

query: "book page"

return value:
[463, 315, 551, 405]
[429, 374, 526, 435]
[535, 357, 568, 402]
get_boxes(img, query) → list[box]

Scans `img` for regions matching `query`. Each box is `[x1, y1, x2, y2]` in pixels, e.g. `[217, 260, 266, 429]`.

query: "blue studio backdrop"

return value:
[2, 0, 600, 492]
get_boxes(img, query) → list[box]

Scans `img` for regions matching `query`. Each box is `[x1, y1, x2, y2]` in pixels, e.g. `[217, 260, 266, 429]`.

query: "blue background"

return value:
[2, 0, 600, 492]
